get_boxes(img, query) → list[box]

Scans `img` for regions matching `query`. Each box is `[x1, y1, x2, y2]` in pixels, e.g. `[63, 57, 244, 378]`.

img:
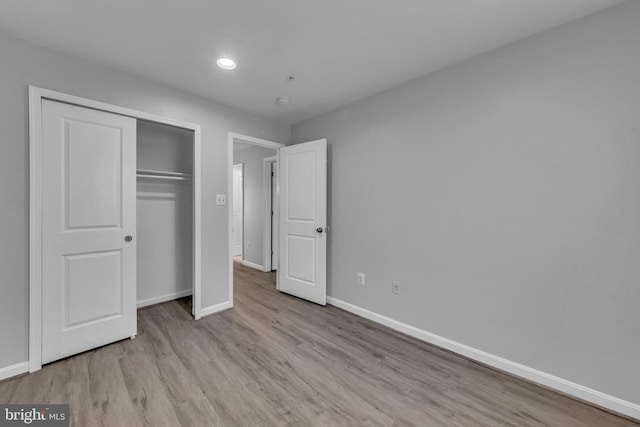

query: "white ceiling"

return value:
[0, 0, 624, 125]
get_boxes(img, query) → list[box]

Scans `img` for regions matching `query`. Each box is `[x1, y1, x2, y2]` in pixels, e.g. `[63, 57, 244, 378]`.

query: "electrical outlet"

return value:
[357, 272, 365, 286]
[392, 281, 401, 295]
[215, 194, 226, 205]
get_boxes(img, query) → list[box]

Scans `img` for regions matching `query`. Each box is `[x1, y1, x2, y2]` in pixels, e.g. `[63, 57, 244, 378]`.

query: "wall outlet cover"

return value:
[392, 281, 401, 295]
[215, 194, 226, 205]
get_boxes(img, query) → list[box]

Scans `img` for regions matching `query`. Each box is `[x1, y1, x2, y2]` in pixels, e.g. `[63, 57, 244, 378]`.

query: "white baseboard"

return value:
[326, 296, 640, 421]
[200, 300, 232, 317]
[0, 361, 29, 382]
[137, 289, 193, 309]
[241, 260, 265, 271]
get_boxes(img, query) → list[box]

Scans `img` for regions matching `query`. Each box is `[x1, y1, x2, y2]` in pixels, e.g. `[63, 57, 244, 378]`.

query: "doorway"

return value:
[227, 133, 285, 306]
[227, 133, 328, 308]
[231, 139, 280, 272]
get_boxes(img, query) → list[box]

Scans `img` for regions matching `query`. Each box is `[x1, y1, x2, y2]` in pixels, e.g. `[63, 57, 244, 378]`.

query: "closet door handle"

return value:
[124, 235, 133, 242]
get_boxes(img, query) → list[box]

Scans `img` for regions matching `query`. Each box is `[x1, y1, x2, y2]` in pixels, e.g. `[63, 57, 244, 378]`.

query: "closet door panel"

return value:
[41, 100, 137, 365]
[66, 119, 122, 228]
[64, 250, 123, 326]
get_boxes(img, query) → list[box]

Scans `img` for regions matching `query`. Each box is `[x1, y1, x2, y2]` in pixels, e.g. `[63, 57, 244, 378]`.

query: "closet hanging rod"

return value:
[136, 173, 191, 181]
[136, 168, 192, 178]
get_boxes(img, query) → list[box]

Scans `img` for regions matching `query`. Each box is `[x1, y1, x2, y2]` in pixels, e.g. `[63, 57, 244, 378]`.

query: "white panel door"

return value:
[232, 164, 244, 257]
[278, 139, 327, 305]
[41, 100, 137, 364]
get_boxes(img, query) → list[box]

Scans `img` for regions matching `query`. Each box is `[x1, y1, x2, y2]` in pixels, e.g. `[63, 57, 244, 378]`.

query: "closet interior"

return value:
[136, 120, 194, 311]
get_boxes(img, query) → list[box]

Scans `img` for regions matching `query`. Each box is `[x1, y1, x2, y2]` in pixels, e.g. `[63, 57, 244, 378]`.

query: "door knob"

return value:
[316, 228, 323, 233]
[124, 235, 133, 242]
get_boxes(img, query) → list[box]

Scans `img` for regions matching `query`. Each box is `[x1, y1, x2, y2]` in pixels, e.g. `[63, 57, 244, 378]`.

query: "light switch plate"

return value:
[216, 194, 226, 205]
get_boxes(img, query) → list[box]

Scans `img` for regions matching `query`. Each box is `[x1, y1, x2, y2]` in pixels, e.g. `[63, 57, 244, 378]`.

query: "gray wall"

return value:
[292, 1, 640, 404]
[137, 121, 193, 304]
[0, 32, 290, 369]
[233, 145, 278, 267]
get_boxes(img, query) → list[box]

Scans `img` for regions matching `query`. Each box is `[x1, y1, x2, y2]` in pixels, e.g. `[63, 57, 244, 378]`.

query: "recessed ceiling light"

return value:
[275, 96, 290, 106]
[216, 57, 236, 70]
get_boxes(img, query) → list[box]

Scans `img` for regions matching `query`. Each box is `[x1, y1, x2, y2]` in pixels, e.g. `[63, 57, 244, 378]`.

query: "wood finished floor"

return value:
[1, 259, 637, 426]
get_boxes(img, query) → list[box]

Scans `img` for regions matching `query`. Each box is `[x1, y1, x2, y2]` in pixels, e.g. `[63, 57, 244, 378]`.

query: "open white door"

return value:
[232, 164, 244, 257]
[278, 139, 327, 305]
[41, 100, 137, 364]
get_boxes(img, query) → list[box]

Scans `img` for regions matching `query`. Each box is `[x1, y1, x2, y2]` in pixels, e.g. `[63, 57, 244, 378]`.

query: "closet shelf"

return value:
[136, 169, 192, 181]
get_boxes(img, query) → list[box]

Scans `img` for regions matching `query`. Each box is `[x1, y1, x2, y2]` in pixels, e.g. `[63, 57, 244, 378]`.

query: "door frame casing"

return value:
[29, 86, 203, 372]
[227, 133, 284, 307]
[263, 155, 278, 272]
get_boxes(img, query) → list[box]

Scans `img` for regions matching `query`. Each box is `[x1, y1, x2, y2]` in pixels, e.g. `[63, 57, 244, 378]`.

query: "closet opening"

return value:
[136, 120, 194, 314]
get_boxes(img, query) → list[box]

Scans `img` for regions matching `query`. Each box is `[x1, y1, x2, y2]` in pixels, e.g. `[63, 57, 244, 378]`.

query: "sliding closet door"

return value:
[41, 100, 137, 364]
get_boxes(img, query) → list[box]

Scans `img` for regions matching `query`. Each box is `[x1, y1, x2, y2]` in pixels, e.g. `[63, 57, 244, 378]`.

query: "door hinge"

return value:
[271, 171, 274, 177]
